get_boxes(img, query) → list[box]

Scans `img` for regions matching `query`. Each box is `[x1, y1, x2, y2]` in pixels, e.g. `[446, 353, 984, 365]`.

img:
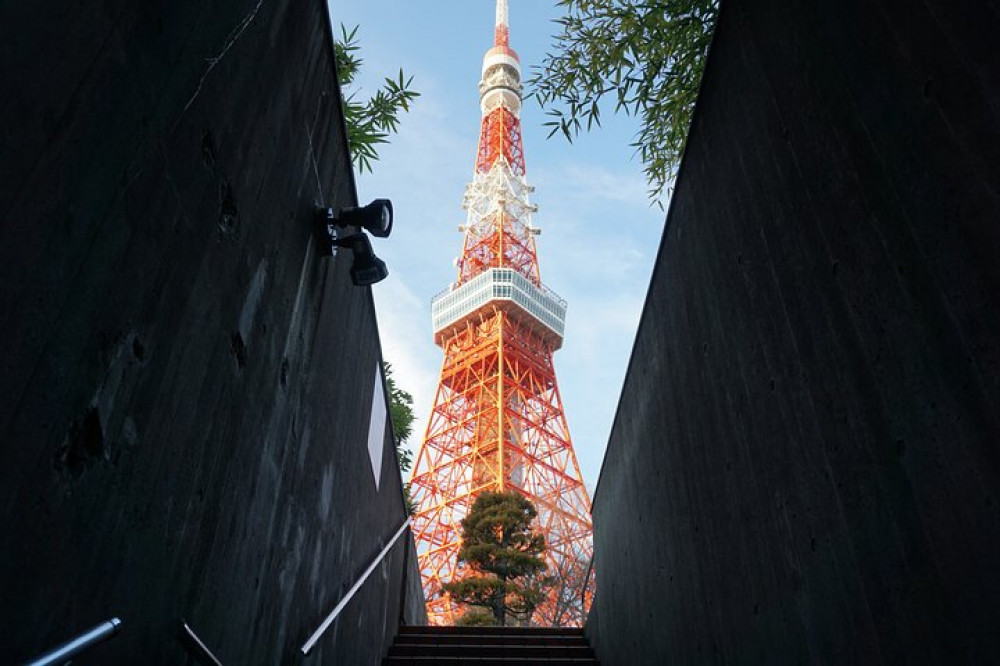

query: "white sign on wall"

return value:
[365, 364, 387, 491]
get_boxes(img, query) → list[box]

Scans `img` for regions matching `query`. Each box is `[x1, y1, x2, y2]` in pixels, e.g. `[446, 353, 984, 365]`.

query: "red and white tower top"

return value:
[475, 0, 526, 177]
[494, 0, 512, 47]
[437, 0, 554, 332]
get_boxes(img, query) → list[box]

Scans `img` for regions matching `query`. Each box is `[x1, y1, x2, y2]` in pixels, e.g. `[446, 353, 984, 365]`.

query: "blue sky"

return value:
[328, 0, 666, 492]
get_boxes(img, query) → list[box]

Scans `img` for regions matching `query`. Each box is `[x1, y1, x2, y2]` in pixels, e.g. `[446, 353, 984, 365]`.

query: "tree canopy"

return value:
[382, 362, 416, 514]
[528, 0, 719, 204]
[383, 362, 414, 473]
[456, 607, 498, 627]
[334, 25, 420, 173]
[443, 491, 550, 626]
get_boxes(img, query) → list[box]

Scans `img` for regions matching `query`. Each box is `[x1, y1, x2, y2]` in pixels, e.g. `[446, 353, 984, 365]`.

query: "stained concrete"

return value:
[587, 0, 1000, 663]
[0, 0, 424, 663]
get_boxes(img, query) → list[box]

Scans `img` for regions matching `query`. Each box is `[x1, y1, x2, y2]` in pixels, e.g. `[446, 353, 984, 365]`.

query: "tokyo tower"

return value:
[409, 0, 594, 626]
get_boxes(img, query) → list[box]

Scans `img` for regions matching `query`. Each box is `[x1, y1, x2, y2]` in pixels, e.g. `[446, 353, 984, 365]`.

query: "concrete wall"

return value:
[587, 0, 999, 663]
[0, 0, 424, 663]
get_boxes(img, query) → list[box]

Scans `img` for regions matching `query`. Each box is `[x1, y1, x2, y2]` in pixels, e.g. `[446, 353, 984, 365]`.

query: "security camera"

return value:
[331, 233, 389, 287]
[318, 199, 393, 238]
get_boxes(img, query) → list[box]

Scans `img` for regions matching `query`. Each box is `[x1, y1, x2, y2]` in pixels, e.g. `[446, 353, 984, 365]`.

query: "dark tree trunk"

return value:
[493, 575, 507, 626]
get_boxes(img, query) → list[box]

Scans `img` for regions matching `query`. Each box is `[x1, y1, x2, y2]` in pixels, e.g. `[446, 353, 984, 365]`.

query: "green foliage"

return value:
[383, 362, 417, 515]
[334, 25, 420, 173]
[442, 491, 550, 626]
[383, 362, 415, 466]
[456, 607, 498, 627]
[528, 0, 719, 204]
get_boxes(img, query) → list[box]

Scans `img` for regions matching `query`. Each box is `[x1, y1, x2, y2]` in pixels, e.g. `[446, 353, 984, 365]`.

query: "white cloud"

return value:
[533, 162, 652, 209]
[372, 277, 439, 468]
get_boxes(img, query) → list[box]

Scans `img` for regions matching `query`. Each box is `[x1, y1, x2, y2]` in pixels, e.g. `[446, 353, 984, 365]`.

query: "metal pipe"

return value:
[24, 617, 122, 666]
[180, 621, 224, 666]
[300, 517, 411, 656]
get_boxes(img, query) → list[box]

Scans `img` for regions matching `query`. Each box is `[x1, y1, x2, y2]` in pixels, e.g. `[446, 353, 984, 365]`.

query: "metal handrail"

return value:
[300, 517, 412, 656]
[24, 617, 122, 666]
[180, 621, 224, 666]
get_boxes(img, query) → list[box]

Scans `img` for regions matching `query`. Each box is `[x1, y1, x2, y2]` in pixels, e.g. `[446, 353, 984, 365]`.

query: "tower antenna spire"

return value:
[494, 0, 510, 46]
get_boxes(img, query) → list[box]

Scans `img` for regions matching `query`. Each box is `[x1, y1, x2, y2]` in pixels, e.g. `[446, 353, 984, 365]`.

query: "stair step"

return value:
[395, 635, 589, 647]
[390, 644, 594, 658]
[382, 656, 599, 666]
[386, 626, 598, 665]
[398, 625, 584, 636]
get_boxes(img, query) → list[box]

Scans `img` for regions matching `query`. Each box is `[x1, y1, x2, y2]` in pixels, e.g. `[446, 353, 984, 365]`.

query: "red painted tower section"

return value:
[409, 0, 594, 626]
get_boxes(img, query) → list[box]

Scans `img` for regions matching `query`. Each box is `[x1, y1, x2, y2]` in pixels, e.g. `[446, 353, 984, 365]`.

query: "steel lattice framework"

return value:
[409, 0, 594, 626]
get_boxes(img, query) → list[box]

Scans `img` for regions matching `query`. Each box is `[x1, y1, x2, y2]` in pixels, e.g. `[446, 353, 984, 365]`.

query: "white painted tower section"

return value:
[496, 0, 509, 31]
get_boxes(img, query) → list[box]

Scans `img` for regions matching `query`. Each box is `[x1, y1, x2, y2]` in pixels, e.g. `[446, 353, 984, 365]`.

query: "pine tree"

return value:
[443, 491, 550, 626]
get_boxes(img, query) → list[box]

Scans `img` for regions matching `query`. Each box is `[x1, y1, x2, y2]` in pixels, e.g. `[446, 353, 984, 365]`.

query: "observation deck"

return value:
[431, 268, 567, 349]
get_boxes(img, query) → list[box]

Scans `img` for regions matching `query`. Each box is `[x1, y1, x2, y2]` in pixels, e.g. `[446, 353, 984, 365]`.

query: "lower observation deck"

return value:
[432, 268, 567, 349]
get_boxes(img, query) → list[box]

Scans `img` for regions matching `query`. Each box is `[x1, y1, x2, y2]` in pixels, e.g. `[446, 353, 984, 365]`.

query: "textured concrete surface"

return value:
[587, 0, 1000, 664]
[0, 0, 424, 663]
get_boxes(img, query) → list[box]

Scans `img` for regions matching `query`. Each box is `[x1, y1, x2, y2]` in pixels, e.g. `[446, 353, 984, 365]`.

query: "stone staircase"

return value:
[383, 625, 599, 665]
